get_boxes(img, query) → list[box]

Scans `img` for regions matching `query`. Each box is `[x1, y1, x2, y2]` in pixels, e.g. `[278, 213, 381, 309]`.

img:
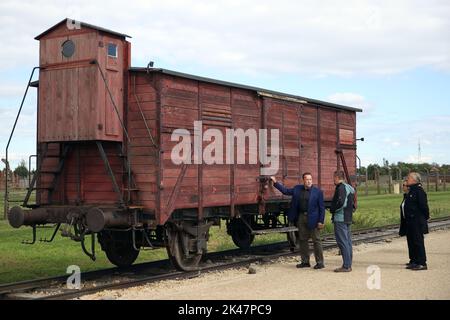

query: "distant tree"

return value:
[14, 160, 29, 178]
[367, 164, 382, 180]
[357, 166, 367, 176]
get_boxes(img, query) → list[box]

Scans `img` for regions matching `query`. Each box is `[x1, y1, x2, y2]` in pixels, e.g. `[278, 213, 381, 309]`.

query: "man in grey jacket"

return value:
[330, 171, 355, 273]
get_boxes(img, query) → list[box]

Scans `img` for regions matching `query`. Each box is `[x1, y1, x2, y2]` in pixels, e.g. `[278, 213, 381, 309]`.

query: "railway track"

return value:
[1, 216, 450, 300]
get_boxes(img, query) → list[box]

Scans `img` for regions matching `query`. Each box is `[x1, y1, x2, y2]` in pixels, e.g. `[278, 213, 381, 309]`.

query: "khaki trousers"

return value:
[297, 214, 324, 264]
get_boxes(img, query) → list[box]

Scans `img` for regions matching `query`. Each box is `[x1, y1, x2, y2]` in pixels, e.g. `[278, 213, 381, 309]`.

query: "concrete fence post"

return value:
[444, 171, 447, 192]
[388, 169, 392, 194]
[375, 168, 380, 195]
[365, 170, 369, 196]
[436, 172, 439, 192]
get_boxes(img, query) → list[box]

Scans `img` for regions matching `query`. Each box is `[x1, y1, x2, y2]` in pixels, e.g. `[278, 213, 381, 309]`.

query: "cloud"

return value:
[0, 107, 36, 138]
[0, 85, 27, 97]
[0, 0, 449, 77]
[407, 155, 433, 164]
[357, 115, 450, 165]
[383, 138, 401, 148]
[326, 92, 374, 114]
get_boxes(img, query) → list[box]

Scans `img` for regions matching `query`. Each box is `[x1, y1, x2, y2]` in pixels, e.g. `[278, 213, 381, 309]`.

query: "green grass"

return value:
[0, 191, 449, 284]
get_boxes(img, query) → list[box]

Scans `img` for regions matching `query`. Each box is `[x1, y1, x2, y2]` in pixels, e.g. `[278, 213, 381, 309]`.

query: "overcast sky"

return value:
[1, 0, 449, 169]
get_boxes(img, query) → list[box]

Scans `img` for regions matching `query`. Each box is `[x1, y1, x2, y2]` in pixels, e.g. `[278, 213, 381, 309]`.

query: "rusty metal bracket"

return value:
[335, 149, 351, 184]
[39, 223, 61, 243]
[131, 227, 154, 251]
[22, 225, 37, 245]
[81, 232, 96, 261]
[96, 141, 124, 207]
[336, 149, 358, 209]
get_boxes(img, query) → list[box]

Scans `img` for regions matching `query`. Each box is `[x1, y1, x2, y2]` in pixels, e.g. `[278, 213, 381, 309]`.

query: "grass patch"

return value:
[0, 191, 449, 284]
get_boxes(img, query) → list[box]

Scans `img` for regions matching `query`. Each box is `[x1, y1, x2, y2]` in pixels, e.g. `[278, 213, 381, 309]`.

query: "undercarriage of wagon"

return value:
[7, 203, 302, 271]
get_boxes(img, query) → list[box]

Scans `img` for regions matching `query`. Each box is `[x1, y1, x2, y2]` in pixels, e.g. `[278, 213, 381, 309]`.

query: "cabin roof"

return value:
[35, 18, 131, 40]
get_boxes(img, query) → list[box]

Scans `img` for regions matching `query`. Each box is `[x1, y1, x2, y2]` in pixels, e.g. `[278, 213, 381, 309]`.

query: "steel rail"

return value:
[1, 217, 449, 300]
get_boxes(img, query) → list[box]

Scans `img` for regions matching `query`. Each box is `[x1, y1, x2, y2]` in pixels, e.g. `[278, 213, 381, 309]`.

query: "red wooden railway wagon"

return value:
[5, 19, 362, 270]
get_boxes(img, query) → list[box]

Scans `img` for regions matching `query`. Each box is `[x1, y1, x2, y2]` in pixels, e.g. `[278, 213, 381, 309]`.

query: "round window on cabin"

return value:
[61, 40, 75, 58]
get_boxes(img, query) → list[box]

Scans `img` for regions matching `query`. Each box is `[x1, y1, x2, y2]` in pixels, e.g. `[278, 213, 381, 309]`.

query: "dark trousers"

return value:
[406, 219, 427, 266]
[297, 214, 324, 264]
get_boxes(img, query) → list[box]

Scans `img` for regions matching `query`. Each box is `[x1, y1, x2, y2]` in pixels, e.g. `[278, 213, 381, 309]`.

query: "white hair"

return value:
[409, 172, 422, 183]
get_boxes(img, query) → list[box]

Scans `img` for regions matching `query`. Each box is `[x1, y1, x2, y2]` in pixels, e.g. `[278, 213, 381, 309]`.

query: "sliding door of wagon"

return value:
[230, 89, 261, 210]
[265, 98, 301, 186]
[199, 83, 232, 212]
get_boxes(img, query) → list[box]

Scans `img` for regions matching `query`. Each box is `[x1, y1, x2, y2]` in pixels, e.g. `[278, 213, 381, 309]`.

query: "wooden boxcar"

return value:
[6, 19, 362, 270]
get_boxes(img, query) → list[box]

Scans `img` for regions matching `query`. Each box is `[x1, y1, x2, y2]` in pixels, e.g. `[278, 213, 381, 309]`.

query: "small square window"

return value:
[107, 43, 118, 58]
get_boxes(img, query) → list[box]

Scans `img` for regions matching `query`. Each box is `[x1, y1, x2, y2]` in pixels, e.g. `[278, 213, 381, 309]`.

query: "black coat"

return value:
[399, 193, 408, 236]
[399, 184, 429, 236]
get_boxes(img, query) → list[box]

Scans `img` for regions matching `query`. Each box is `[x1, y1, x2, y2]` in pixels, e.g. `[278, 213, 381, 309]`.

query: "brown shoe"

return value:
[334, 267, 352, 273]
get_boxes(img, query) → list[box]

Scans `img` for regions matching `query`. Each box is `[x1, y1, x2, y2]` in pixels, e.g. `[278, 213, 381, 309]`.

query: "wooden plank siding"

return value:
[125, 71, 358, 225]
[36, 67, 358, 225]
[37, 142, 124, 206]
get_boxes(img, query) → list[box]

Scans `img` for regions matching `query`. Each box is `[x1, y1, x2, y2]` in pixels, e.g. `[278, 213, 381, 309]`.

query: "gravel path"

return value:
[82, 229, 450, 300]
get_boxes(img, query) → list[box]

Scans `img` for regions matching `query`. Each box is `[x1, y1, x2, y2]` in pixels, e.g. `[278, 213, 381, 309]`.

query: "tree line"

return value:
[4, 159, 450, 181]
[357, 161, 450, 180]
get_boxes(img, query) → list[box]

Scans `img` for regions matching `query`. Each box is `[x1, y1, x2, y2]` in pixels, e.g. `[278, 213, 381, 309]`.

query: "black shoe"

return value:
[314, 263, 325, 270]
[411, 264, 428, 271]
[405, 263, 417, 269]
[334, 267, 352, 273]
[296, 263, 311, 269]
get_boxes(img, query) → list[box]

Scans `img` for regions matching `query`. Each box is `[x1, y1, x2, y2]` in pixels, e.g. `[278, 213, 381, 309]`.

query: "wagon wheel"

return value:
[166, 226, 203, 271]
[99, 231, 140, 268]
[287, 222, 299, 252]
[230, 217, 255, 250]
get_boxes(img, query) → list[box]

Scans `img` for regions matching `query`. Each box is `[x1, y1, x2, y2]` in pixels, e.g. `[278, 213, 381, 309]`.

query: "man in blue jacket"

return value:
[271, 173, 326, 269]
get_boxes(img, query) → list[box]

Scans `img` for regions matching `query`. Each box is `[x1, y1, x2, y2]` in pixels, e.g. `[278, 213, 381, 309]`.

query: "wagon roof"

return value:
[35, 18, 131, 40]
[130, 67, 363, 113]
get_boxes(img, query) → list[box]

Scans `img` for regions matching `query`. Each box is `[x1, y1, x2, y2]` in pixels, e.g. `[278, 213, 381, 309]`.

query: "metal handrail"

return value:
[3, 67, 39, 218]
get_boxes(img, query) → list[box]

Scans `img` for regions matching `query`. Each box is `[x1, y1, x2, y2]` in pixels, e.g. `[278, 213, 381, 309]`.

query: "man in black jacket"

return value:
[402, 172, 430, 271]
